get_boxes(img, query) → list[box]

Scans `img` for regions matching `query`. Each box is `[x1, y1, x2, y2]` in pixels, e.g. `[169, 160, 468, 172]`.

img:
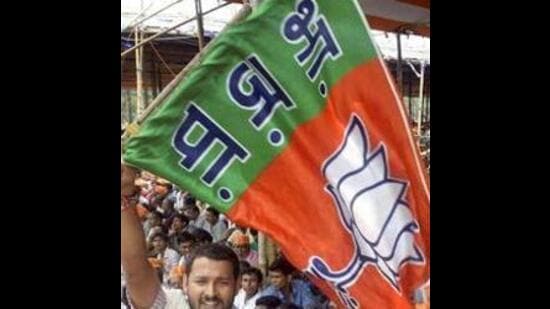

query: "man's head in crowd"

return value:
[193, 228, 213, 246]
[184, 205, 200, 221]
[147, 211, 162, 227]
[241, 267, 262, 298]
[205, 207, 220, 225]
[183, 243, 240, 309]
[171, 214, 189, 232]
[161, 198, 175, 217]
[239, 261, 251, 274]
[278, 304, 302, 309]
[268, 257, 295, 290]
[154, 178, 172, 197]
[255, 295, 282, 309]
[151, 232, 168, 253]
[178, 232, 196, 257]
[185, 195, 197, 207]
[231, 234, 251, 260]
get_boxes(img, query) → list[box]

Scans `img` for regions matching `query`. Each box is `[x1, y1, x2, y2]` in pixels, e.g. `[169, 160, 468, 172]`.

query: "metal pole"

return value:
[396, 31, 403, 96]
[195, 0, 205, 51]
[123, 0, 184, 32]
[150, 57, 158, 98]
[122, 0, 156, 32]
[425, 76, 430, 123]
[122, 4, 252, 140]
[266, 235, 277, 267]
[135, 28, 144, 115]
[408, 69, 412, 121]
[417, 60, 425, 136]
[258, 232, 267, 277]
[121, 2, 231, 58]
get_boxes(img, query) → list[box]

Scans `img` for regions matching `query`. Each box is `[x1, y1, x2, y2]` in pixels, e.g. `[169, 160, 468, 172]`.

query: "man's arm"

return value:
[121, 164, 161, 309]
[212, 221, 228, 242]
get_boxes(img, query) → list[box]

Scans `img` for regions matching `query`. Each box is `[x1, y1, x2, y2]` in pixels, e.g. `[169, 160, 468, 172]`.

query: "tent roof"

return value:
[360, 0, 429, 36]
[122, 0, 429, 37]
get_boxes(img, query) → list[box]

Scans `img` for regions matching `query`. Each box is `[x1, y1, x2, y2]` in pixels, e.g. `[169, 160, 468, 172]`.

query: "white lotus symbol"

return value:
[308, 115, 424, 307]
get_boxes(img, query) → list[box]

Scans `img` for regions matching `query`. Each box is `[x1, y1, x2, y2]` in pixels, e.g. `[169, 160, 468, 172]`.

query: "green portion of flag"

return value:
[123, 0, 377, 212]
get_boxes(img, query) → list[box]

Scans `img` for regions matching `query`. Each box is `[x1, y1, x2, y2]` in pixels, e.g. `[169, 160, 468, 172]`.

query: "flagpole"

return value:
[122, 3, 252, 140]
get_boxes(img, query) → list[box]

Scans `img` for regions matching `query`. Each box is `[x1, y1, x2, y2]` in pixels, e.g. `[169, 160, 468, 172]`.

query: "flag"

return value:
[123, 0, 429, 307]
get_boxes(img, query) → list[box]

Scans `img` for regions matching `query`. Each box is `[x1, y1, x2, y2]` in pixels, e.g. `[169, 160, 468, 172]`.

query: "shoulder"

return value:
[165, 248, 180, 257]
[292, 279, 312, 290]
[292, 280, 316, 298]
[164, 288, 190, 309]
[233, 289, 246, 305]
[260, 284, 278, 296]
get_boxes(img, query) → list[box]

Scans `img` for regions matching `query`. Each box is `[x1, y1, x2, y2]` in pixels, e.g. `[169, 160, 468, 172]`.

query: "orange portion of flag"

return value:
[228, 58, 429, 308]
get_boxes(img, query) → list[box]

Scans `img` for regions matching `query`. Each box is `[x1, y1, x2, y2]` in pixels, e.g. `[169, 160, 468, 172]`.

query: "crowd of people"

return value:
[121, 165, 430, 308]
[121, 165, 337, 309]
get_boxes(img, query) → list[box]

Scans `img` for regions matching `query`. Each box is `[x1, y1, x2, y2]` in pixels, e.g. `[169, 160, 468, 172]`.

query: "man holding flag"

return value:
[122, 0, 429, 307]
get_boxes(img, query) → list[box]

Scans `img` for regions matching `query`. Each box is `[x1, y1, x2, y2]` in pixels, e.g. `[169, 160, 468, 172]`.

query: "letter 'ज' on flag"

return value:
[123, 0, 429, 307]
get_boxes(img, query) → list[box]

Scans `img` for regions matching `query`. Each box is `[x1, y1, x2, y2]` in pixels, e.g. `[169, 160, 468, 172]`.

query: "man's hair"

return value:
[149, 210, 162, 219]
[242, 267, 263, 284]
[184, 195, 196, 206]
[192, 228, 213, 243]
[278, 304, 302, 309]
[255, 295, 282, 307]
[155, 180, 173, 191]
[178, 231, 196, 245]
[183, 205, 200, 218]
[185, 243, 240, 279]
[161, 198, 175, 209]
[171, 214, 189, 226]
[239, 260, 251, 274]
[150, 232, 168, 242]
[268, 257, 295, 275]
[184, 204, 199, 212]
[206, 207, 220, 217]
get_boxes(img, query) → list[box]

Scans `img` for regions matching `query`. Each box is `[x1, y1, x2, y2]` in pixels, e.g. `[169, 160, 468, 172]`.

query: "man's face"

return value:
[205, 211, 218, 225]
[149, 214, 161, 227]
[154, 183, 169, 196]
[241, 273, 260, 297]
[234, 244, 249, 259]
[152, 237, 167, 252]
[184, 207, 199, 220]
[184, 257, 238, 309]
[172, 217, 185, 231]
[179, 241, 195, 257]
[268, 271, 289, 290]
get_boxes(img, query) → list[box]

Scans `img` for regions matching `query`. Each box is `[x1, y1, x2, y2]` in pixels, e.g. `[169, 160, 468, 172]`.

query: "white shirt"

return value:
[195, 215, 228, 242]
[160, 288, 190, 309]
[158, 248, 180, 286]
[128, 287, 190, 309]
[132, 287, 238, 309]
[233, 289, 261, 309]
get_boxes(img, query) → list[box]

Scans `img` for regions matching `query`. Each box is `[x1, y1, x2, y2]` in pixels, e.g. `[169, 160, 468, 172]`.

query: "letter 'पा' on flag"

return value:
[123, 0, 429, 307]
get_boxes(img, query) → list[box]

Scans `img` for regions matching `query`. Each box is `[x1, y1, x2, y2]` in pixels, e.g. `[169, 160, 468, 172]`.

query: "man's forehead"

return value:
[268, 270, 285, 277]
[189, 257, 235, 279]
